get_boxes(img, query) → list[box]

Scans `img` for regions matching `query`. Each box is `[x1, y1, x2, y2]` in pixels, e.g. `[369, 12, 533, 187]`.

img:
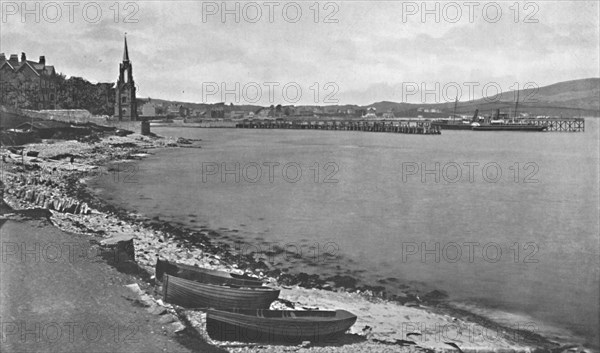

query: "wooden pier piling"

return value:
[235, 119, 442, 135]
[521, 118, 585, 132]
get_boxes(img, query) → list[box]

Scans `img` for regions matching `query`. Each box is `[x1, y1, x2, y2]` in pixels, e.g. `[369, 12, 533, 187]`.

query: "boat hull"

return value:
[162, 274, 279, 309]
[431, 122, 474, 130]
[472, 125, 547, 131]
[206, 309, 358, 343]
[156, 258, 264, 287]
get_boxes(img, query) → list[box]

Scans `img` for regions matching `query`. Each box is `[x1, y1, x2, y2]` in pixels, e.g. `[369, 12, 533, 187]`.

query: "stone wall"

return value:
[0, 131, 37, 146]
[21, 109, 143, 132]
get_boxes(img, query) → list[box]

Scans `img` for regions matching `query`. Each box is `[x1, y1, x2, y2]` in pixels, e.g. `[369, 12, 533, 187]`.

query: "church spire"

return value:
[123, 33, 129, 62]
[116, 33, 136, 121]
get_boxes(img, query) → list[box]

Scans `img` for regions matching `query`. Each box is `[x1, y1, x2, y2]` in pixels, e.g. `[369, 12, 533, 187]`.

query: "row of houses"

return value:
[417, 107, 442, 113]
[233, 106, 396, 119]
[137, 101, 384, 120]
[0, 53, 57, 110]
[139, 101, 208, 118]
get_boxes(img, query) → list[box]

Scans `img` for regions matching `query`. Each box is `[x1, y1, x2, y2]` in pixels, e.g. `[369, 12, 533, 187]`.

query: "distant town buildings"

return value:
[417, 107, 441, 113]
[140, 101, 159, 117]
[135, 101, 461, 121]
[114, 35, 137, 121]
[134, 101, 478, 121]
[363, 107, 377, 118]
[0, 52, 57, 109]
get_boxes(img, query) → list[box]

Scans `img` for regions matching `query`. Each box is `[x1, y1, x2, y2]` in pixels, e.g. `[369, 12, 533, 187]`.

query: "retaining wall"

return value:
[21, 110, 143, 132]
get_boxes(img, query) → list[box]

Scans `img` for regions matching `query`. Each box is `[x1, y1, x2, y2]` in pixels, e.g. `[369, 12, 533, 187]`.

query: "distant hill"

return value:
[144, 78, 599, 117]
[367, 78, 600, 117]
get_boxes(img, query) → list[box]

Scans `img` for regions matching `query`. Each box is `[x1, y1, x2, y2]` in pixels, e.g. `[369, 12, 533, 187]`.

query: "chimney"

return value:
[21, 52, 26, 62]
[9, 54, 18, 65]
[0, 53, 5, 63]
[39, 56, 45, 65]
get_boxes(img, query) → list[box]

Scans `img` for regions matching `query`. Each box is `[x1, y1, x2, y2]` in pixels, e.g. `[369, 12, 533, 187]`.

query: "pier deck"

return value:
[235, 119, 441, 135]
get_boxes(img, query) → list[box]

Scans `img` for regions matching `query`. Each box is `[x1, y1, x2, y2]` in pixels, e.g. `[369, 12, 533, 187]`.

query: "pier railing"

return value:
[235, 119, 441, 135]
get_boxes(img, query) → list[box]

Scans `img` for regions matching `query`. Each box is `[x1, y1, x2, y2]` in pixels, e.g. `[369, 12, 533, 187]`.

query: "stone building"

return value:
[114, 35, 137, 121]
[139, 100, 159, 117]
[0, 52, 57, 109]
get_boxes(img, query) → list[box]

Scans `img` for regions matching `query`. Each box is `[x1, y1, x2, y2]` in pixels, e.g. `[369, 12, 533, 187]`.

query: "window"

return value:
[122, 96, 127, 103]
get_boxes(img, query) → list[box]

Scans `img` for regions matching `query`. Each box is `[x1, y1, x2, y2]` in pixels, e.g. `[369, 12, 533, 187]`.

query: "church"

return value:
[114, 35, 137, 121]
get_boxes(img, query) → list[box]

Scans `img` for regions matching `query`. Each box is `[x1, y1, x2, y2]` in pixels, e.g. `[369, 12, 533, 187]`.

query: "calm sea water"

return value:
[91, 120, 599, 346]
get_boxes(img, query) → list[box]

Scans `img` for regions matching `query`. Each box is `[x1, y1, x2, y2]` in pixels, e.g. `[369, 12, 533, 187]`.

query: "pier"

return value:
[521, 118, 585, 132]
[235, 119, 441, 135]
[150, 117, 586, 133]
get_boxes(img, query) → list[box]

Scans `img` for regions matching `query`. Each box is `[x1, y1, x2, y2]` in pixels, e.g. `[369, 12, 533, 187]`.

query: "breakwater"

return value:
[235, 119, 441, 134]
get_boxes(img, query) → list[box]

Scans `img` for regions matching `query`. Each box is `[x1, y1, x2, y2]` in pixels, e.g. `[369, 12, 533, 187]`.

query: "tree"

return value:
[0, 71, 116, 114]
[54, 74, 115, 115]
[0, 73, 41, 109]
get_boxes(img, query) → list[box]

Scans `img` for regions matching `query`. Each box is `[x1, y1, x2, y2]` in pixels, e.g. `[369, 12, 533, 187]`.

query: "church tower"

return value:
[114, 34, 137, 120]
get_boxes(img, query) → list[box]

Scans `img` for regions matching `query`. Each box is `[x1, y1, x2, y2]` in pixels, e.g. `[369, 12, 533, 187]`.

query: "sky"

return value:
[1, 0, 599, 105]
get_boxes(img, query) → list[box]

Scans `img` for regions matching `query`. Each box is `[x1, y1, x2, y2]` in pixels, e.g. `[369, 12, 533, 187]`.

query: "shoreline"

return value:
[0, 133, 593, 352]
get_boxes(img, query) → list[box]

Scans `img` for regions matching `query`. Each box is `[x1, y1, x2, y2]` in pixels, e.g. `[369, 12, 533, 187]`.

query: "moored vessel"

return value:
[431, 101, 481, 130]
[162, 274, 279, 309]
[156, 258, 265, 287]
[471, 124, 548, 131]
[206, 308, 358, 343]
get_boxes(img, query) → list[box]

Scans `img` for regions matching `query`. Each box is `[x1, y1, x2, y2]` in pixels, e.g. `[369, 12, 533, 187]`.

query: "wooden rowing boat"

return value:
[206, 309, 358, 343]
[162, 274, 279, 309]
[155, 258, 264, 287]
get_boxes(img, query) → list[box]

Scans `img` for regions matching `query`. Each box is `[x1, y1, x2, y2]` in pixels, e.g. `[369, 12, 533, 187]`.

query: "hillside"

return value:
[368, 78, 600, 117]
[141, 78, 600, 117]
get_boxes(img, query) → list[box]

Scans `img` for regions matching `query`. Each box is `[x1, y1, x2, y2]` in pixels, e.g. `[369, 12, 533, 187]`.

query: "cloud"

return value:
[0, 1, 597, 104]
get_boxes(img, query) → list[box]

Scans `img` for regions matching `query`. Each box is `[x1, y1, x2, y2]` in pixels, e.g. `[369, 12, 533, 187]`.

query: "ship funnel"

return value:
[472, 109, 479, 122]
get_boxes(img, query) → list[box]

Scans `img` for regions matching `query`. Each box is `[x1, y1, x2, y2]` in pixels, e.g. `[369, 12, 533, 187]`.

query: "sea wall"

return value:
[0, 131, 37, 146]
[21, 109, 143, 132]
